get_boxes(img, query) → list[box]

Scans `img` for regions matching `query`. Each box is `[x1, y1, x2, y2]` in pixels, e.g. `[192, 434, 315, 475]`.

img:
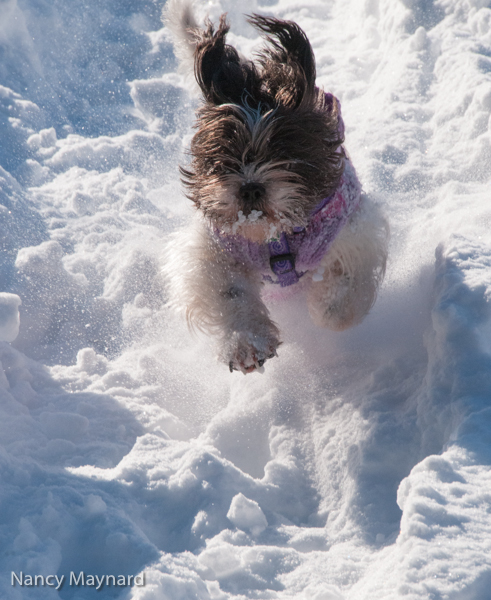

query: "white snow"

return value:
[226, 493, 269, 537]
[0, 293, 21, 342]
[1, 0, 491, 598]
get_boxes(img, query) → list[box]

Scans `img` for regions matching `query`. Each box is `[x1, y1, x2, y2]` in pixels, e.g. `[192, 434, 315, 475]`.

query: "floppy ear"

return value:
[193, 14, 259, 105]
[247, 14, 317, 108]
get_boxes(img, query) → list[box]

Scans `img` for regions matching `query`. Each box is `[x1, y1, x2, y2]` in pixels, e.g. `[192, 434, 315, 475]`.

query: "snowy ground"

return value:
[1, 0, 491, 598]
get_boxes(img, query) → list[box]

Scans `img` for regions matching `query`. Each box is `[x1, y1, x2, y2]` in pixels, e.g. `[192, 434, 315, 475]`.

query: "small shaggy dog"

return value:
[163, 0, 388, 373]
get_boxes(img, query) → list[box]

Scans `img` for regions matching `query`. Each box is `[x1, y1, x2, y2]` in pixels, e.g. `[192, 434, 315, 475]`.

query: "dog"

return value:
[163, 0, 389, 374]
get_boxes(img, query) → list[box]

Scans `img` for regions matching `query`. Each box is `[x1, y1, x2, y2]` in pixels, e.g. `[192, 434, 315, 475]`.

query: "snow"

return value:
[226, 494, 269, 537]
[1, 0, 491, 598]
[0, 293, 22, 342]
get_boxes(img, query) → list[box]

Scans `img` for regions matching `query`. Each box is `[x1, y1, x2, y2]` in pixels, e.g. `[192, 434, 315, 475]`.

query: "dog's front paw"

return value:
[223, 330, 280, 374]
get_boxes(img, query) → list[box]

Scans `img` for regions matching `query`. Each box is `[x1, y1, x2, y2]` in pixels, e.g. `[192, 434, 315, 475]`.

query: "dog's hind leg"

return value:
[307, 196, 389, 331]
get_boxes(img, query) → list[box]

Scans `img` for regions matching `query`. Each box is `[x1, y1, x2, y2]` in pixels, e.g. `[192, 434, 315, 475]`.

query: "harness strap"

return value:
[268, 232, 299, 287]
[265, 190, 334, 285]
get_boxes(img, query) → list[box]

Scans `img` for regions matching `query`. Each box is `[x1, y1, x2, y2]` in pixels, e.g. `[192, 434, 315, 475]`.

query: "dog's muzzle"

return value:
[239, 182, 266, 214]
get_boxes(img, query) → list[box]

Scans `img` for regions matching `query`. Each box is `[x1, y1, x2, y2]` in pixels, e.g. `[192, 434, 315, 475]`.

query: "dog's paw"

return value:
[223, 330, 280, 374]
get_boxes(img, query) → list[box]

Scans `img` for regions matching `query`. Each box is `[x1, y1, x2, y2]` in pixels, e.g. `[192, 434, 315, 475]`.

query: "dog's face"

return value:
[181, 15, 345, 239]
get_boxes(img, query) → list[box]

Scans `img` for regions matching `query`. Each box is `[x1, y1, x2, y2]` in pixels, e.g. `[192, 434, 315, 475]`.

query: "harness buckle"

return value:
[269, 253, 295, 273]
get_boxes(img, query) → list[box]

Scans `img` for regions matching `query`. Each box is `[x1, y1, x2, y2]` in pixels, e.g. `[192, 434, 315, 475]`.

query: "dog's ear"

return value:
[193, 14, 259, 105]
[247, 14, 317, 109]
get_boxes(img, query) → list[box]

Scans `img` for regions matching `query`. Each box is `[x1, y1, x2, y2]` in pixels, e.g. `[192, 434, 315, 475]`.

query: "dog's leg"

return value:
[307, 197, 389, 331]
[163, 221, 281, 373]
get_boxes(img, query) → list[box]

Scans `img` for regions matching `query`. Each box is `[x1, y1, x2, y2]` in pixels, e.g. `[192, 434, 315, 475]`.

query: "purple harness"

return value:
[214, 95, 362, 287]
[265, 187, 340, 286]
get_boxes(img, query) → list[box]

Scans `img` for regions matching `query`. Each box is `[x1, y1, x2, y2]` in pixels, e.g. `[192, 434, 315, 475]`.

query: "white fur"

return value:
[163, 0, 200, 77]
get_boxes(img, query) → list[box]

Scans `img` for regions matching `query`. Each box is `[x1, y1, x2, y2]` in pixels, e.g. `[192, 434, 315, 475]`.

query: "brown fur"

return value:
[180, 15, 345, 232]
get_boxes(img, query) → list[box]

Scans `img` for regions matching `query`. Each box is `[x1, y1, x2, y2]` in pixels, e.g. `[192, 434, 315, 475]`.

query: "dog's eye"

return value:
[212, 163, 236, 176]
[206, 164, 223, 176]
[285, 161, 301, 172]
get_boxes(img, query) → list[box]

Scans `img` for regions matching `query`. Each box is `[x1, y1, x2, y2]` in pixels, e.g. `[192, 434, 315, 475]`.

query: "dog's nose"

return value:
[239, 182, 266, 208]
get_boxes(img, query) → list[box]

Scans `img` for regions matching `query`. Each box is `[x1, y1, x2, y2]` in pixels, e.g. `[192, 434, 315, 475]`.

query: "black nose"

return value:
[239, 183, 266, 206]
